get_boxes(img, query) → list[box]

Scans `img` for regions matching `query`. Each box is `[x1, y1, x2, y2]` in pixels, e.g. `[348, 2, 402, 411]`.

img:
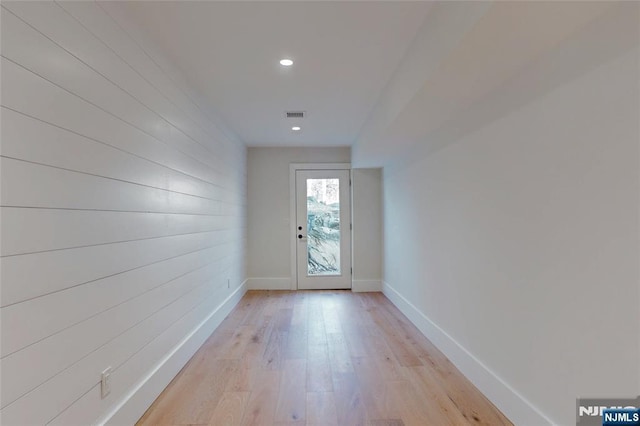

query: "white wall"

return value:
[0, 2, 247, 425]
[247, 147, 350, 289]
[351, 168, 383, 292]
[361, 3, 639, 425]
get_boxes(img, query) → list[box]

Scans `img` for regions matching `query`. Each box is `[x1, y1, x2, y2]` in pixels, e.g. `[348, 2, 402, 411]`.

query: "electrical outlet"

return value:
[101, 367, 112, 399]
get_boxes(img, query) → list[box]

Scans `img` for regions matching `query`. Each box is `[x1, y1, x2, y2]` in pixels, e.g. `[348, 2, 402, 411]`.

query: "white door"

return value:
[295, 169, 351, 289]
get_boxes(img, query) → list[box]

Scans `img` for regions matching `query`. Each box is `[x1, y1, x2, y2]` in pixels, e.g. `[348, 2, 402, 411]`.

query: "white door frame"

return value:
[289, 163, 351, 290]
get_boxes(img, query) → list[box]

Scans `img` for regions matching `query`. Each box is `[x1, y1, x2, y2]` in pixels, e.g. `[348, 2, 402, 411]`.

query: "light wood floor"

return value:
[136, 290, 512, 426]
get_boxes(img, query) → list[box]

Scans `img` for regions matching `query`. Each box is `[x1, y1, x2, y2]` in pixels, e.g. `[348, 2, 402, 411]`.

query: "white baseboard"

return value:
[382, 281, 553, 426]
[101, 280, 248, 426]
[351, 279, 382, 292]
[247, 277, 292, 290]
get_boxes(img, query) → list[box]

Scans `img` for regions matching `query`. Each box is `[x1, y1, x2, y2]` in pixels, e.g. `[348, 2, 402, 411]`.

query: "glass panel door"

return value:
[296, 169, 351, 289]
[306, 178, 341, 276]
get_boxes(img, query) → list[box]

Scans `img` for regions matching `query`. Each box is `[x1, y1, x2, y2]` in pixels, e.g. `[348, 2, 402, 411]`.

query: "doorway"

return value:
[292, 166, 351, 289]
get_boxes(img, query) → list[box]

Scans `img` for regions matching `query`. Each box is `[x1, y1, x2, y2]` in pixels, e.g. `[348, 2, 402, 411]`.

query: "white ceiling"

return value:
[353, 1, 617, 167]
[116, 1, 432, 147]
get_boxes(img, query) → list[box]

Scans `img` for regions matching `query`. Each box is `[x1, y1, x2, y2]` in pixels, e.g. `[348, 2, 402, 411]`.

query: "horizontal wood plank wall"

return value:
[0, 2, 247, 424]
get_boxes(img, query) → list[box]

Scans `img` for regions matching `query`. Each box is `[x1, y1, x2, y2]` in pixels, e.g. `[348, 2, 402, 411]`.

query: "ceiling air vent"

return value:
[286, 111, 305, 119]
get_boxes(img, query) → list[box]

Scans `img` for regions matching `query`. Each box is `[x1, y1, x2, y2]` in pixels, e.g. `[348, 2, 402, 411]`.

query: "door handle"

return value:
[298, 234, 305, 239]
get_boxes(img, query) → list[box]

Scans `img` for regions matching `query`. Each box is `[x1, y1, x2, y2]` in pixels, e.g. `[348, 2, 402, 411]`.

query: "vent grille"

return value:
[286, 111, 305, 118]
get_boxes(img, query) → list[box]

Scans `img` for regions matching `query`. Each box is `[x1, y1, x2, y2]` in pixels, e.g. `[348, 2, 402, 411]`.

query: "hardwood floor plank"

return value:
[291, 298, 308, 325]
[259, 292, 282, 317]
[387, 380, 434, 426]
[135, 291, 512, 426]
[344, 330, 370, 358]
[376, 299, 511, 425]
[352, 357, 402, 421]
[225, 322, 269, 392]
[405, 366, 469, 425]
[240, 294, 267, 326]
[209, 392, 250, 426]
[261, 327, 287, 370]
[363, 334, 406, 382]
[274, 359, 307, 423]
[138, 359, 237, 425]
[306, 392, 338, 425]
[220, 293, 259, 327]
[275, 308, 294, 332]
[284, 325, 308, 359]
[333, 372, 366, 426]
[307, 298, 327, 347]
[369, 307, 423, 367]
[306, 343, 333, 392]
[322, 304, 342, 335]
[240, 370, 280, 426]
[326, 332, 354, 373]
[203, 325, 255, 361]
[369, 420, 405, 426]
[224, 354, 259, 393]
[414, 364, 511, 426]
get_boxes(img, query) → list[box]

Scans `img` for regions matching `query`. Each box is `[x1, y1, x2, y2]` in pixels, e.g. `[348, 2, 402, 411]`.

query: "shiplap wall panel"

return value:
[9, 0, 239, 179]
[1, 248, 226, 357]
[0, 157, 220, 217]
[1, 207, 230, 256]
[49, 286, 231, 426]
[2, 106, 220, 202]
[1, 229, 223, 306]
[1, 158, 220, 215]
[0, 0, 247, 424]
[58, 1, 233, 157]
[2, 57, 221, 186]
[1, 5, 222, 174]
[1, 281, 220, 426]
[1, 262, 219, 408]
[89, 0, 247, 180]
[58, 1, 227, 162]
[16, 1, 195, 129]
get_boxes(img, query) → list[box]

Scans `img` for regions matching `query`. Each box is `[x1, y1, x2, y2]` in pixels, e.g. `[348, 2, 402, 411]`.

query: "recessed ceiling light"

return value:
[280, 59, 293, 66]
[291, 126, 301, 131]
